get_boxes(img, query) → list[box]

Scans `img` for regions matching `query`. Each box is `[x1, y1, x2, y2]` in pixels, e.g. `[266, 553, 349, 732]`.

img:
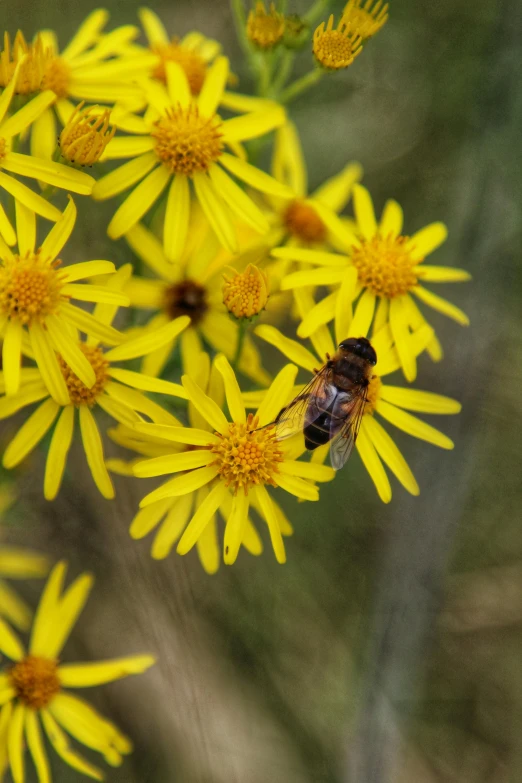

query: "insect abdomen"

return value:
[304, 411, 333, 450]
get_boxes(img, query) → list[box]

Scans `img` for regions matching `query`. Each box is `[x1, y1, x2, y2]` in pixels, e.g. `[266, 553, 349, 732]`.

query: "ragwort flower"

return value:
[342, 0, 389, 41]
[273, 184, 471, 381]
[247, 3, 286, 50]
[132, 355, 335, 565]
[123, 216, 270, 385]
[0, 561, 155, 782]
[254, 300, 461, 503]
[313, 14, 363, 70]
[92, 55, 290, 258]
[0, 198, 128, 400]
[0, 271, 189, 500]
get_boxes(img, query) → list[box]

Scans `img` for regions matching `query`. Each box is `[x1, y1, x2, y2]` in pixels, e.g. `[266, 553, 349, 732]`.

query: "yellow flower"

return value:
[247, 2, 286, 50]
[0, 268, 189, 499]
[123, 216, 270, 385]
[254, 300, 461, 503]
[92, 55, 291, 258]
[0, 62, 94, 248]
[107, 351, 278, 573]
[2, 13, 150, 163]
[132, 354, 335, 565]
[222, 264, 269, 319]
[135, 7, 222, 93]
[58, 102, 116, 167]
[0, 561, 155, 781]
[0, 198, 129, 400]
[342, 0, 389, 40]
[272, 184, 471, 381]
[313, 14, 363, 70]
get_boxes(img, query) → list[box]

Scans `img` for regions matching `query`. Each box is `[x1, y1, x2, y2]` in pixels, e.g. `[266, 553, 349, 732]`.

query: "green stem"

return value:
[280, 68, 324, 103]
[52, 146, 62, 162]
[40, 184, 58, 202]
[304, 0, 331, 25]
[232, 319, 248, 372]
[257, 52, 272, 97]
[230, 0, 252, 58]
[270, 50, 295, 96]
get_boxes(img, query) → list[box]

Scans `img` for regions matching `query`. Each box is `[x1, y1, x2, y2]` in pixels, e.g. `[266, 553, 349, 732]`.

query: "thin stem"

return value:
[280, 68, 324, 104]
[304, 0, 331, 25]
[257, 52, 272, 97]
[270, 50, 295, 96]
[230, 0, 252, 58]
[232, 319, 248, 371]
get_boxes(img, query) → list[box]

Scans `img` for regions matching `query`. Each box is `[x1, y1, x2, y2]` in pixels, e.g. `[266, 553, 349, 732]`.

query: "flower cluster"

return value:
[0, 3, 471, 779]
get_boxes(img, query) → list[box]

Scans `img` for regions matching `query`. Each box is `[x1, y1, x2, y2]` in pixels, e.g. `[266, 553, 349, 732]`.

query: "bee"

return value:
[273, 337, 377, 470]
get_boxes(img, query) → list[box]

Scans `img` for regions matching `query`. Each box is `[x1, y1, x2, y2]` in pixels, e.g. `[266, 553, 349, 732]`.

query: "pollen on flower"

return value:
[209, 413, 283, 494]
[59, 102, 116, 166]
[151, 105, 223, 176]
[247, 2, 285, 49]
[364, 374, 382, 415]
[283, 200, 327, 243]
[0, 31, 52, 94]
[342, 0, 388, 40]
[58, 345, 109, 406]
[163, 279, 209, 325]
[313, 15, 363, 70]
[152, 40, 207, 94]
[41, 56, 71, 98]
[351, 234, 418, 298]
[0, 253, 65, 324]
[222, 264, 269, 319]
[9, 655, 60, 709]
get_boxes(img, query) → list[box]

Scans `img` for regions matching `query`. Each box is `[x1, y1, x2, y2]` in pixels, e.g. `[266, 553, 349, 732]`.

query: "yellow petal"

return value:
[163, 173, 190, 263]
[2, 320, 23, 396]
[125, 223, 177, 281]
[79, 406, 115, 498]
[192, 171, 238, 253]
[0, 172, 61, 223]
[59, 655, 155, 687]
[0, 58, 23, 126]
[25, 710, 51, 783]
[133, 449, 214, 478]
[105, 381, 180, 424]
[335, 267, 358, 344]
[297, 291, 337, 338]
[30, 105, 56, 161]
[363, 416, 419, 496]
[29, 322, 70, 405]
[8, 703, 25, 783]
[62, 260, 116, 282]
[108, 368, 187, 398]
[45, 316, 96, 388]
[256, 364, 297, 427]
[198, 56, 229, 117]
[138, 7, 169, 45]
[151, 493, 194, 559]
[40, 709, 104, 781]
[140, 465, 219, 506]
[0, 90, 56, 139]
[273, 472, 319, 501]
[223, 492, 249, 565]
[280, 266, 346, 290]
[415, 265, 471, 283]
[91, 153, 158, 200]
[0, 616, 25, 661]
[389, 296, 416, 382]
[0, 581, 32, 631]
[61, 8, 109, 60]
[40, 195, 76, 263]
[195, 504, 220, 574]
[134, 423, 218, 445]
[101, 135, 155, 160]
[44, 571, 95, 660]
[15, 200, 35, 256]
[0, 203, 16, 246]
[164, 60, 191, 106]
[376, 399, 454, 450]
[311, 161, 362, 213]
[271, 246, 348, 266]
[222, 105, 286, 143]
[412, 285, 469, 326]
[273, 120, 306, 196]
[348, 289, 375, 338]
[177, 482, 228, 555]
[2, 153, 95, 195]
[219, 152, 293, 198]
[44, 405, 75, 501]
[254, 324, 317, 373]
[279, 460, 335, 482]
[208, 164, 269, 234]
[107, 165, 170, 239]
[379, 199, 403, 237]
[130, 498, 172, 539]
[379, 386, 461, 415]
[252, 485, 286, 563]
[355, 421, 391, 503]
[60, 302, 123, 346]
[3, 398, 60, 470]
[406, 222, 447, 261]
[353, 183, 377, 240]
[105, 315, 189, 361]
[181, 374, 229, 434]
[215, 354, 245, 423]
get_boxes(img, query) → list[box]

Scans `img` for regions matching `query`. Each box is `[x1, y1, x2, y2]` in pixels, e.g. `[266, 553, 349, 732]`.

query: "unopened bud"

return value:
[223, 264, 269, 320]
[58, 102, 116, 167]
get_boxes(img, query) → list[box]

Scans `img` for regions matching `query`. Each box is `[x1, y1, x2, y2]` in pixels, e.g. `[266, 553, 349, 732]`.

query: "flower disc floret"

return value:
[222, 264, 269, 319]
[0, 137, 6, 164]
[313, 15, 363, 70]
[58, 344, 109, 406]
[9, 655, 60, 709]
[351, 234, 418, 297]
[41, 55, 71, 98]
[209, 413, 283, 494]
[0, 253, 65, 325]
[59, 102, 116, 166]
[247, 2, 285, 49]
[152, 41, 207, 93]
[163, 279, 209, 325]
[151, 105, 223, 175]
[284, 200, 327, 243]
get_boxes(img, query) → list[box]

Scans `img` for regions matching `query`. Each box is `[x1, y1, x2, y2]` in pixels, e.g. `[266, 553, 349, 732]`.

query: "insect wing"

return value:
[329, 387, 367, 470]
[274, 367, 336, 441]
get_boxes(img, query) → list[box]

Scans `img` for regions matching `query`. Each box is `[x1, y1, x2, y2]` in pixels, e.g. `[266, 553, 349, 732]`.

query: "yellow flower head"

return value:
[272, 184, 471, 382]
[0, 561, 155, 780]
[0, 538, 48, 631]
[342, 0, 388, 40]
[223, 264, 269, 319]
[254, 303, 461, 503]
[0, 264, 189, 500]
[132, 355, 334, 565]
[313, 14, 363, 70]
[92, 55, 290, 258]
[58, 102, 116, 166]
[247, 2, 285, 50]
[0, 31, 52, 95]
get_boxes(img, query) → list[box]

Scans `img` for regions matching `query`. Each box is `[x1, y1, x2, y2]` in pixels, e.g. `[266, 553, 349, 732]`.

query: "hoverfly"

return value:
[273, 337, 377, 470]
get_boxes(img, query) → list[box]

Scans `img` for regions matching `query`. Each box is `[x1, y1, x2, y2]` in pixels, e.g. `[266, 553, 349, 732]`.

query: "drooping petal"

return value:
[254, 324, 317, 372]
[107, 165, 170, 239]
[29, 322, 70, 406]
[91, 153, 158, 200]
[8, 703, 25, 783]
[58, 656, 155, 688]
[151, 493, 194, 559]
[363, 416, 419, 496]
[2, 320, 23, 396]
[223, 492, 249, 565]
[40, 709, 104, 781]
[79, 406, 115, 498]
[181, 375, 229, 434]
[192, 172, 238, 253]
[353, 183, 377, 240]
[376, 399, 454, 449]
[164, 173, 190, 262]
[215, 354, 245, 423]
[355, 421, 391, 503]
[25, 710, 51, 783]
[389, 296, 416, 382]
[252, 485, 286, 564]
[176, 482, 228, 554]
[44, 406, 75, 501]
[3, 398, 60, 470]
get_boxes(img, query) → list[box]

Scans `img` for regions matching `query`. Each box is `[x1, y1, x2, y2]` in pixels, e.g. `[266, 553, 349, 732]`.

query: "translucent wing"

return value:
[329, 385, 368, 470]
[273, 366, 336, 441]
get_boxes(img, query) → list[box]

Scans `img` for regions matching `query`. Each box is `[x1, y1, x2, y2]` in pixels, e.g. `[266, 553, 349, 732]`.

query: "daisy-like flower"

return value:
[107, 350, 280, 573]
[254, 297, 461, 503]
[0, 61, 94, 246]
[0, 269, 189, 500]
[272, 184, 471, 381]
[313, 14, 363, 70]
[92, 54, 291, 258]
[2, 14, 151, 163]
[247, 2, 286, 50]
[0, 561, 155, 781]
[342, 0, 389, 41]
[131, 354, 335, 565]
[0, 197, 128, 400]
[123, 216, 270, 385]
[58, 102, 116, 167]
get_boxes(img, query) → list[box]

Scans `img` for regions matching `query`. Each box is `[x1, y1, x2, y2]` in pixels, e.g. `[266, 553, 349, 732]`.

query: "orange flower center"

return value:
[9, 655, 60, 709]
[247, 2, 285, 49]
[0, 253, 66, 324]
[351, 234, 418, 298]
[209, 413, 283, 494]
[313, 17, 362, 70]
[41, 56, 71, 99]
[58, 344, 109, 406]
[283, 200, 327, 243]
[163, 279, 209, 326]
[222, 264, 269, 319]
[364, 374, 382, 415]
[151, 105, 223, 176]
[59, 103, 116, 166]
[152, 41, 207, 94]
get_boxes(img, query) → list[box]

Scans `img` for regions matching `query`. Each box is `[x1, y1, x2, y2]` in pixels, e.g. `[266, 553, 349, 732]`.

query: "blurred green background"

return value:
[2, 0, 522, 781]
